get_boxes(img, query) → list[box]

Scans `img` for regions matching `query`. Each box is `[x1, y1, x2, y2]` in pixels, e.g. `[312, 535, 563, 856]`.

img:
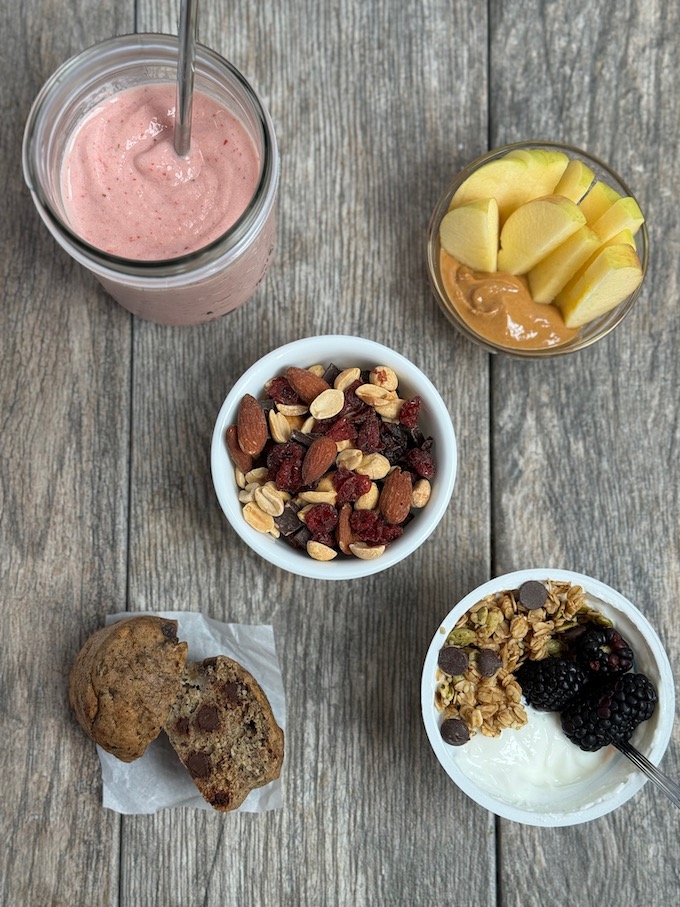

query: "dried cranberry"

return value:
[333, 467, 372, 503]
[311, 532, 336, 549]
[379, 421, 409, 464]
[324, 417, 358, 442]
[356, 412, 384, 453]
[267, 441, 306, 492]
[399, 395, 422, 430]
[405, 446, 435, 479]
[349, 510, 403, 545]
[339, 380, 371, 422]
[305, 503, 338, 535]
[266, 376, 301, 406]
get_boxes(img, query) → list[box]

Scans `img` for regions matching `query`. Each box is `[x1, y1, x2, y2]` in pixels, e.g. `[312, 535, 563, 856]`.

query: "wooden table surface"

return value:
[3, 1, 679, 905]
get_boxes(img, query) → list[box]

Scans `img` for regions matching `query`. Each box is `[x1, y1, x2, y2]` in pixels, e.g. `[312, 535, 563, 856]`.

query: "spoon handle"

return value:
[175, 0, 199, 157]
[615, 739, 680, 809]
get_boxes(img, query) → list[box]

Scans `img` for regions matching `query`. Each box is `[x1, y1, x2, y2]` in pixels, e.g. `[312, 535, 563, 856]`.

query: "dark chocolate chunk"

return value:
[289, 429, 316, 448]
[186, 751, 211, 779]
[196, 704, 220, 731]
[322, 363, 341, 385]
[259, 397, 278, 413]
[518, 580, 548, 611]
[274, 501, 304, 536]
[477, 649, 502, 677]
[440, 718, 470, 746]
[438, 646, 468, 676]
[285, 523, 312, 550]
[174, 717, 190, 735]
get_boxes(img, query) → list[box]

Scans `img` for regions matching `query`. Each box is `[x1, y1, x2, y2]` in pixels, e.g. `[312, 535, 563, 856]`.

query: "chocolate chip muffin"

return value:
[68, 616, 188, 762]
[165, 656, 284, 811]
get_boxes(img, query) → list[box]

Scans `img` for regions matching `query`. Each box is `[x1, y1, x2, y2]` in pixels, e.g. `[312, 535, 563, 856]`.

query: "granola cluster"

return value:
[435, 580, 612, 739]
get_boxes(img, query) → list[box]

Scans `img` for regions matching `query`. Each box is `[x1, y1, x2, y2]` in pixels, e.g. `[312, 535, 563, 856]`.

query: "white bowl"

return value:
[421, 568, 675, 826]
[211, 335, 457, 580]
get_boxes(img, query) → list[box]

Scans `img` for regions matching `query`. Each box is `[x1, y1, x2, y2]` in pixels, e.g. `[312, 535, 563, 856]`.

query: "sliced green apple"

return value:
[578, 180, 622, 224]
[591, 196, 644, 242]
[605, 228, 636, 248]
[553, 159, 595, 203]
[449, 156, 530, 222]
[497, 195, 586, 275]
[504, 147, 569, 201]
[439, 197, 499, 272]
[554, 243, 643, 328]
[527, 225, 601, 303]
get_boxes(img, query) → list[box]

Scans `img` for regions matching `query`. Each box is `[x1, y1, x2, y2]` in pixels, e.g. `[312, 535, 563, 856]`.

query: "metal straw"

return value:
[174, 0, 199, 157]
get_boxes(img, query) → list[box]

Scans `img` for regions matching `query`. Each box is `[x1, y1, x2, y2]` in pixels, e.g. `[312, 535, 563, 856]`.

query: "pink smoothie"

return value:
[60, 83, 260, 260]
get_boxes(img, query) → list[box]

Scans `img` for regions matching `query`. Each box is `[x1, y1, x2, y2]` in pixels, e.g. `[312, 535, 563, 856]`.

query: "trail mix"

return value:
[435, 580, 612, 744]
[225, 361, 436, 561]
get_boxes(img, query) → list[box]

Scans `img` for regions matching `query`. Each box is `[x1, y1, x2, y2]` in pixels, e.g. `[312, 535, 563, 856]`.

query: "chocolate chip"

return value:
[211, 790, 231, 808]
[196, 704, 220, 731]
[518, 580, 548, 611]
[186, 751, 211, 779]
[440, 718, 470, 746]
[224, 681, 242, 702]
[160, 621, 178, 642]
[477, 649, 502, 677]
[437, 646, 468, 676]
[174, 717, 190, 735]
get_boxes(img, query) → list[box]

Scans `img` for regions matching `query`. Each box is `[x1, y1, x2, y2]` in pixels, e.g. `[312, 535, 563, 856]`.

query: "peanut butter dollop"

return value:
[439, 250, 578, 350]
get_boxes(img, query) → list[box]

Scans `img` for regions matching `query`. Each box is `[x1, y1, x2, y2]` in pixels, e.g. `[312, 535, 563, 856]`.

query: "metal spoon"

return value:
[174, 0, 199, 157]
[615, 738, 680, 808]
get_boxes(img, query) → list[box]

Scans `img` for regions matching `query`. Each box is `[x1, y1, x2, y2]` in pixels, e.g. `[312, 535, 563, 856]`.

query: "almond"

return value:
[378, 467, 413, 524]
[285, 366, 330, 404]
[226, 424, 253, 474]
[337, 502, 355, 554]
[301, 435, 337, 486]
[237, 394, 268, 456]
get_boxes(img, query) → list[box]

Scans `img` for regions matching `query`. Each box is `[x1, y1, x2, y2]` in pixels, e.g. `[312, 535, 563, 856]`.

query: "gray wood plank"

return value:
[4, 0, 678, 906]
[120, 2, 494, 906]
[488, 1, 680, 904]
[1, 3, 134, 907]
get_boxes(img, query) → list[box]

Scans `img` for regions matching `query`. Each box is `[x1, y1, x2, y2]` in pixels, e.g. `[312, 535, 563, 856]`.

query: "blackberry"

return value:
[575, 626, 635, 675]
[516, 657, 589, 711]
[560, 672, 657, 752]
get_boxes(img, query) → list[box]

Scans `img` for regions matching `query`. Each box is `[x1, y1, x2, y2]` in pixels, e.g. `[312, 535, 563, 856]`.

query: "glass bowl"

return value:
[426, 142, 649, 358]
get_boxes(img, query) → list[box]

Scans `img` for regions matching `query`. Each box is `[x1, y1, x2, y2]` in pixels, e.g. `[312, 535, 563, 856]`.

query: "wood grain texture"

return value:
[489, 1, 680, 904]
[2, 0, 678, 905]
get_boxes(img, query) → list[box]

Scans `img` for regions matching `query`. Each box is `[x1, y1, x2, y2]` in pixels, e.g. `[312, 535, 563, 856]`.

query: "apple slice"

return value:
[504, 147, 569, 200]
[449, 156, 530, 222]
[591, 196, 644, 242]
[605, 228, 636, 248]
[578, 180, 622, 224]
[554, 243, 643, 328]
[497, 195, 586, 275]
[553, 159, 595, 203]
[439, 197, 499, 272]
[527, 225, 601, 303]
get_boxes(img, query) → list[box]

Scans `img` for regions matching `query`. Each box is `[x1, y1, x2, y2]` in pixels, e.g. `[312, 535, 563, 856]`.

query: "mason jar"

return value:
[22, 33, 279, 326]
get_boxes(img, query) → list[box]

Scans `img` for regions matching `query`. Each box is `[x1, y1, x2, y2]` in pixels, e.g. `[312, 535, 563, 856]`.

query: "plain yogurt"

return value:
[452, 707, 616, 810]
